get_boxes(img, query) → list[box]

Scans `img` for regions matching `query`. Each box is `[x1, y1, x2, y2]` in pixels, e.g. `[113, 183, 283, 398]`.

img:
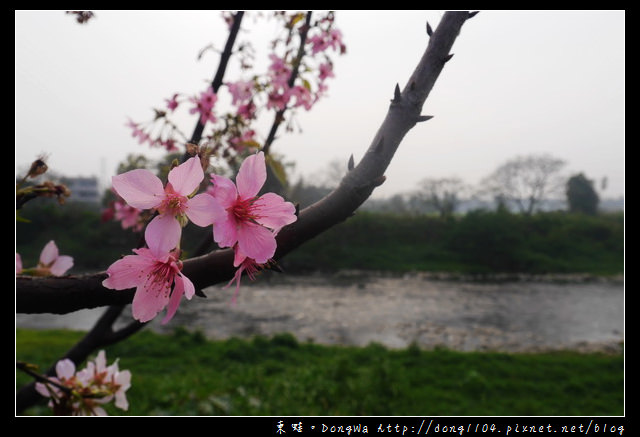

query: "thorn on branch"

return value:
[468, 11, 480, 19]
[294, 203, 300, 217]
[443, 53, 455, 63]
[426, 22, 433, 37]
[348, 154, 355, 171]
[416, 115, 434, 123]
[373, 175, 386, 187]
[195, 289, 207, 298]
[391, 83, 402, 104]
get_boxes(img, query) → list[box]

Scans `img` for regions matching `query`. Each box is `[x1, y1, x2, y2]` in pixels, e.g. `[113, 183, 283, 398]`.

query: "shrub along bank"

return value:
[16, 201, 624, 276]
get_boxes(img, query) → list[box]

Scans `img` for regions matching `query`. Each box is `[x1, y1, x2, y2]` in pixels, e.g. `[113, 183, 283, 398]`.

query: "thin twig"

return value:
[262, 11, 313, 157]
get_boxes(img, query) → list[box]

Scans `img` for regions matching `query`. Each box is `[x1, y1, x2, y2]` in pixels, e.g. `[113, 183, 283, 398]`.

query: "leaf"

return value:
[242, 140, 262, 149]
[288, 12, 305, 29]
[16, 210, 30, 223]
[266, 155, 288, 187]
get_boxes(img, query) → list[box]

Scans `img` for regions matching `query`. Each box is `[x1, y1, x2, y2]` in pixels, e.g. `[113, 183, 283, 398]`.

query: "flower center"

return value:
[231, 197, 259, 223]
[147, 256, 181, 297]
[159, 192, 188, 216]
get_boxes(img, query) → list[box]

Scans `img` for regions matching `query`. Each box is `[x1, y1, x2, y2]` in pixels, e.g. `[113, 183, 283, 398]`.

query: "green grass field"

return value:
[16, 328, 624, 416]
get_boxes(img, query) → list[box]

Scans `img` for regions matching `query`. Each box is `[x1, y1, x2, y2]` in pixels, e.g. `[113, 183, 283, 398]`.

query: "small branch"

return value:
[16, 361, 72, 395]
[261, 11, 313, 157]
[187, 11, 245, 148]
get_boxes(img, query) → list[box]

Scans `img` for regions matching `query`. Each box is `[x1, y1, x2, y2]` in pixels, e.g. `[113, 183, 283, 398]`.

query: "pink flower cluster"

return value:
[16, 240, 73, 277]
[103, 157, 222, 324]
[102, 152, 297, 323]
[266, 54, 293, 111]
[124, 12, 345, 163]
[308, 27, 345, 55]
[126, 119, 179, 152]
[36, 350, 131, 416]
[190, 86, 218, 125]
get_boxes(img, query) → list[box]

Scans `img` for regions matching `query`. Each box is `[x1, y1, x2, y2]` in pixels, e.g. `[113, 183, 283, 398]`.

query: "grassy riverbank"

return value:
[16, 328, 624, 416]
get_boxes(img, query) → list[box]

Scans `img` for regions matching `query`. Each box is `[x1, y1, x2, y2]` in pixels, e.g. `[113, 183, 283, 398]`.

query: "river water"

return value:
[15, 272, 624, 353]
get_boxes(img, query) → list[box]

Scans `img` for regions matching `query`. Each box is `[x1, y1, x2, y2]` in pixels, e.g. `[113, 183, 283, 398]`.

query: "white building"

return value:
[62, 176, 101, 205]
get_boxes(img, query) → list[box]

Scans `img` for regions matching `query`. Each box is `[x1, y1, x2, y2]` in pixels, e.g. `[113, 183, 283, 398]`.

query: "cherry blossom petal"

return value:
[179, 273, 195, 300]
[145, 214, 181, 257]
[94, 350, 107, 372]
[213, 212, 238, 248]
[160, 273, 194, 325]
[112, 169, 165, 210]
[102, 252, 155, 290]
[161, 278, 185, 325]
[39, 240, 59, 266]
[254, 192, 297, 231]
[35, 382, 54, 398]
[237, 222, 276, 264]
[114, 370, 131, 410]
[168, 157, 203, 196]
[186, 193, 225, 227]
[92, 406, 108, 416]
[236, 152, 266, 199]
[132, 278, 171, 323]
[56, 359, 76, 379]
[233, 248, 247, 267]
[49, 255, 74, 276]
[16, 253, 22, 274]
[209, 174, 238, 209]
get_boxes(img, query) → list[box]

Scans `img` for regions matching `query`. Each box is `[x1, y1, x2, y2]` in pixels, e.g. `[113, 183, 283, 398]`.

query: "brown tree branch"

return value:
[188, 11, 245, 147]
[16, 11, 473, 315]
[262, 11, 313, 157]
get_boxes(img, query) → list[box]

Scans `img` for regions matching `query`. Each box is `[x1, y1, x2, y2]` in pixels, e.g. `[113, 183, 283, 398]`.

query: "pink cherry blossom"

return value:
[308, 28, 345, 55]
[16, 253, 22, 275]
[34, 240, 74, 276]
[102, 220, 195, 324]
[113, 198, 144, 231]
[230, 129, 257, 152]
[307, 34, 327, 55]
[227, 80, 254, 106]
[225, 247, 265, 305]
[165, 93, 179, 111]
[318, 62, 334, 81]
[290, 85, 314, 110]
[161, 138, 179, 152]
[111, 157, 224, 247]
[208, 151, 297, 264]
[35, 351, 131, 416]
[237, 101, 257, 120]
[76, 350, 131, 411]
[267, 54, 292, 89]
[189, 86, 218, 125]
[267, 89, 292, 111]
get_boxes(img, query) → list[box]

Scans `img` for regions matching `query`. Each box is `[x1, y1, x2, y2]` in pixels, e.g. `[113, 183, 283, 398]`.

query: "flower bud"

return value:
[185, 143, 199, 157]
[28, 158, 48, 178]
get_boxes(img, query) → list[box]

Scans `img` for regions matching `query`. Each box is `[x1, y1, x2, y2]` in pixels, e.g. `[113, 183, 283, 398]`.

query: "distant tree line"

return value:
[287, 153, 615, 217]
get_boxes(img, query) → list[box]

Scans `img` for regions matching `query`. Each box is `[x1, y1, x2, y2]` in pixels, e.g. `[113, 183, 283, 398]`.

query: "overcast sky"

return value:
[15, 10, 625, 200]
